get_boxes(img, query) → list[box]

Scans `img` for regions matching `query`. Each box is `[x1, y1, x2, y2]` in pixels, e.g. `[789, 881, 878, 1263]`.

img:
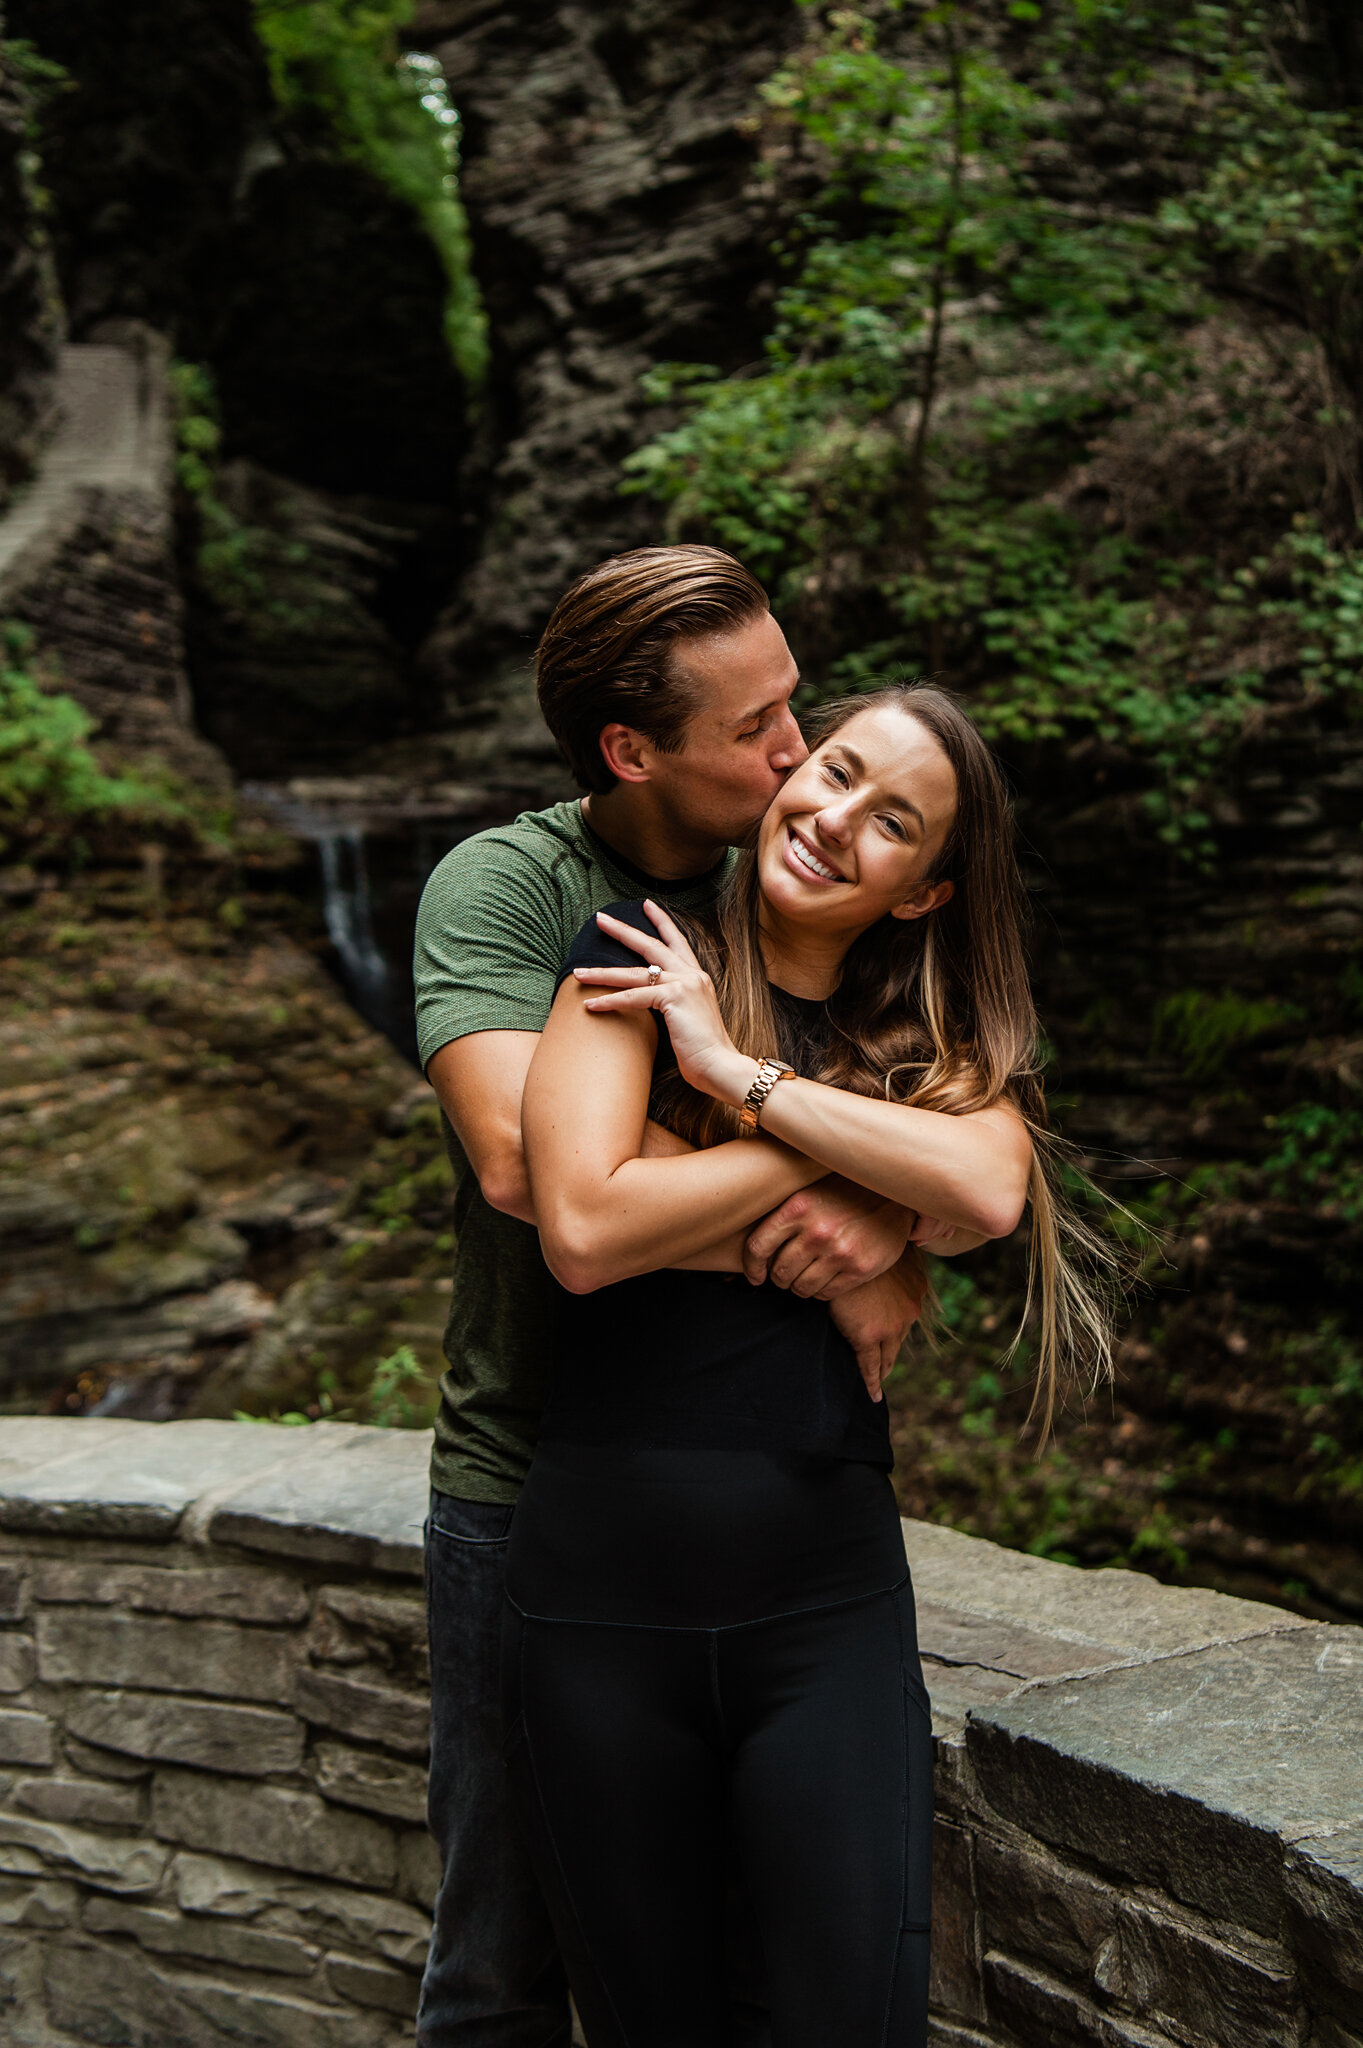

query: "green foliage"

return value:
[1262, 1103, 1363, 1223]
[1, 38, 71, 136]
[0, 623, 180, 855]
[171, 361, 327, 635]
[626, 0, 1363, 852]
[368, 1343, 425, 1426]
[250, 0, 487, 388]
[1152, 988, 1302, 1082]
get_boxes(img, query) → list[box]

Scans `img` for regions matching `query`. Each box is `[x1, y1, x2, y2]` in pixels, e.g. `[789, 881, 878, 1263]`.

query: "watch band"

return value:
[738, 1057, 795, 1136]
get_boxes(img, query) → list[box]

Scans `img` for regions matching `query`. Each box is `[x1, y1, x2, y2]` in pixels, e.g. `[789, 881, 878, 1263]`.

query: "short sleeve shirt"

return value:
[414, 799, 736, 1502]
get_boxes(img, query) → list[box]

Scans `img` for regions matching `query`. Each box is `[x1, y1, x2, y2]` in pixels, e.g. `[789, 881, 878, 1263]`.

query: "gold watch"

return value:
[738, 1058, 795, 1136]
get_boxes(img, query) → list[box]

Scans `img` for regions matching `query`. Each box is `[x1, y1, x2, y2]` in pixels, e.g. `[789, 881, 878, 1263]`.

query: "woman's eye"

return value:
[822, 762, 849, 787]
[882, 816, 907, 839]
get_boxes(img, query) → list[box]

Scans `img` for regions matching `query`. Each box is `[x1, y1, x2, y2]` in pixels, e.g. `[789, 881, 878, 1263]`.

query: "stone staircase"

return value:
[0, 325, 225, 788]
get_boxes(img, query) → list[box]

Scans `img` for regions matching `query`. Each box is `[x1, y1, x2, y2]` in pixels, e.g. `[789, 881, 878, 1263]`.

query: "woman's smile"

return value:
[783, 823, 848, 885]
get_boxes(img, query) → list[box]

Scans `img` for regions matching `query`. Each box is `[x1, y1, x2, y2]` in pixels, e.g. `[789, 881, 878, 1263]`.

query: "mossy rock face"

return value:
[6, 0, 465, 503]
[183, 458, 440, 774]
[0, 42, 62, 513]
[0, 815, 431, 1420]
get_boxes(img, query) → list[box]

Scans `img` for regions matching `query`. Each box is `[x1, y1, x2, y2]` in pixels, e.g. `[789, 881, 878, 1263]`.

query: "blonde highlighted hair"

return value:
[655, 683, 1124, 1435]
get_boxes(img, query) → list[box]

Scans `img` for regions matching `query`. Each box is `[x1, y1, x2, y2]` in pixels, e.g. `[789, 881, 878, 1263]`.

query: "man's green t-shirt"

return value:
[414, 798, 736, 1504]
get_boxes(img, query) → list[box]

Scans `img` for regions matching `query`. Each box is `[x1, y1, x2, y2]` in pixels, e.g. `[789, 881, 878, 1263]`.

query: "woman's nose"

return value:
[815, 799, 854, 844]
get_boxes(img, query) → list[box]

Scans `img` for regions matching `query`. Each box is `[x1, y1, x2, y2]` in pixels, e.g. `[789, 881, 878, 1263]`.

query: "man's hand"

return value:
[830, 1252, 929, 1404]
[742, 1177, 913, 1299]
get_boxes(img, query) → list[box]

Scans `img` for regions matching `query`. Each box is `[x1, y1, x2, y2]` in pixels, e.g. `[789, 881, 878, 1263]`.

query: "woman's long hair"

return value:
[656, 682, 1123, 1435]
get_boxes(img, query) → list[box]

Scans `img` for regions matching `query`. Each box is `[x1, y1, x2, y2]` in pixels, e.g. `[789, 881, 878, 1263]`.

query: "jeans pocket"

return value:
[427, 1490, 516, 1546]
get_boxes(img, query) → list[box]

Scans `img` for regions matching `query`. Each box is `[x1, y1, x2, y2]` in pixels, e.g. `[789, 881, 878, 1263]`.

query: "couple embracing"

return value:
[413, 546, 1110, 2048]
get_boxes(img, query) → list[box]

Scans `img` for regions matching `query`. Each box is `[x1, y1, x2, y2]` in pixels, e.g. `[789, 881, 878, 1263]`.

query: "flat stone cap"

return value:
[968, 1624, 1363, 1938]
[904, 1518, 1307, 1683]
[0, 1418, 428, 1573]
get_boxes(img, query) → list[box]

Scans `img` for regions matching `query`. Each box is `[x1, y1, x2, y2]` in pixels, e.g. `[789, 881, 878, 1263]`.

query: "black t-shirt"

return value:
[538, 902, 892, 1469]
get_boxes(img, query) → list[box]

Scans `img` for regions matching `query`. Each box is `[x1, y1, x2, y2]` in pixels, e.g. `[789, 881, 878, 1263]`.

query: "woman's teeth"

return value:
[789, 830, 842, 882]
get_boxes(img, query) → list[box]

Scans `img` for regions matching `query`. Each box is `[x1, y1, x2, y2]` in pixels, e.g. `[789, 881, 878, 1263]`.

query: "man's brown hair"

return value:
[535, 545, 770, 794]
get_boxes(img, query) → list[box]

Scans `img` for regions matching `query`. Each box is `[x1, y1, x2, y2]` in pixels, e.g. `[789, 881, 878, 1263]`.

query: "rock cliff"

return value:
[0, 30, 60, 514]
[408, 0, 797, 788]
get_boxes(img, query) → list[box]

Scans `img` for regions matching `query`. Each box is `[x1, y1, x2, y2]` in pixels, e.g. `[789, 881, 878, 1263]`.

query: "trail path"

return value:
[0, 338, 170, 605]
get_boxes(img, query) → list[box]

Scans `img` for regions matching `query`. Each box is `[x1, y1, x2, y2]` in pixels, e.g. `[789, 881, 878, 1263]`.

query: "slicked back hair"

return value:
[535, 545, 770, 793]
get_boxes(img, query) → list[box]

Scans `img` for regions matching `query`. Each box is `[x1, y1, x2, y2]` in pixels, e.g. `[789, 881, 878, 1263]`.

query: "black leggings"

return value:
[502, 1458, 933, 2048]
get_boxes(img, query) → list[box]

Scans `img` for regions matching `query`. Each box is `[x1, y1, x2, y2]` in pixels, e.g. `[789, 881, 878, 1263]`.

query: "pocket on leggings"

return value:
[427, 1491, 515, 1547]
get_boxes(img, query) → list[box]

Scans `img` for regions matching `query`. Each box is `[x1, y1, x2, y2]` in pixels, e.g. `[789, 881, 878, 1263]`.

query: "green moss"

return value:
[1151, 989, 1303, 1083]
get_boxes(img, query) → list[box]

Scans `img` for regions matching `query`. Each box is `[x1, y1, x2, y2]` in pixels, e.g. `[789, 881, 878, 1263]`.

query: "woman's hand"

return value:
[572, 901, 758, 1107]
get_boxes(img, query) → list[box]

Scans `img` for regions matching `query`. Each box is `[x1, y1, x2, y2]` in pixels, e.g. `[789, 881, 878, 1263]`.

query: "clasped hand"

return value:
[574, 901, 752, 1105]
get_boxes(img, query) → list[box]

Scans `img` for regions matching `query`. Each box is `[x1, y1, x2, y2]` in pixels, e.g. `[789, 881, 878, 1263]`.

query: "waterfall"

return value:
[317, 827, 391, 1023]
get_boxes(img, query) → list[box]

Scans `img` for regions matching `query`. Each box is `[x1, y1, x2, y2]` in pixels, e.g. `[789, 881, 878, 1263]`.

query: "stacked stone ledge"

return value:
[0, 1419, 434, 2047]
[0, 1420, 1359, 2048]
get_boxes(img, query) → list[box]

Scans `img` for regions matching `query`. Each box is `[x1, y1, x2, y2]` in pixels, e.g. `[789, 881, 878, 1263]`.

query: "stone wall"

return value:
[0, 1419, 1359, 2048]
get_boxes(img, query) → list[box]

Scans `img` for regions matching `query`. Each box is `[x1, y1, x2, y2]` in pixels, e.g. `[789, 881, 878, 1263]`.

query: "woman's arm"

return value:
[522, 980, 824, 1294]
[574, 903, 1032, 1243]
[752, 1084, 1030, 1241]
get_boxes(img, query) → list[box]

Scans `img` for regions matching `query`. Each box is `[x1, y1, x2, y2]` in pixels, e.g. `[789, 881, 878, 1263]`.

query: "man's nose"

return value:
[769, 709, 808, 772]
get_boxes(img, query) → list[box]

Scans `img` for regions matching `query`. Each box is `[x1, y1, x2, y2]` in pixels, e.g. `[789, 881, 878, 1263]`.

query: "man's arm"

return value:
[742, 1184, 990, 1298]
[829, 1248, 930, 1402]
[427, 1032, 540, 1225]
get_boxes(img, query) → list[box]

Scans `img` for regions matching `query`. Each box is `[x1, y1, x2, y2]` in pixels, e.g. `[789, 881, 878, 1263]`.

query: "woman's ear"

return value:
[890, 879, 954, 923]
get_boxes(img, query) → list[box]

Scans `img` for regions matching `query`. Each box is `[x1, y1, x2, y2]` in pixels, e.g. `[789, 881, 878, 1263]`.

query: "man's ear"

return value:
[890, 878, 954, 923]
[598, 723, 652, 785]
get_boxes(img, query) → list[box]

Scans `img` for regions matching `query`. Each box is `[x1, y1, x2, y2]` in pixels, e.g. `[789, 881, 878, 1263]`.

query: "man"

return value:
[414, 546, 929, 2046]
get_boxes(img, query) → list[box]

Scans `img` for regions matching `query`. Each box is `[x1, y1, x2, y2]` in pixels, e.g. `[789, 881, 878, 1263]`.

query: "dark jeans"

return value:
[418, 1490, 573, 2048]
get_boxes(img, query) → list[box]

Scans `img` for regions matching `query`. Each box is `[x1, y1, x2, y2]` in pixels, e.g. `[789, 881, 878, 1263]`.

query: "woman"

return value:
[508, 684, 1115, 2048]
